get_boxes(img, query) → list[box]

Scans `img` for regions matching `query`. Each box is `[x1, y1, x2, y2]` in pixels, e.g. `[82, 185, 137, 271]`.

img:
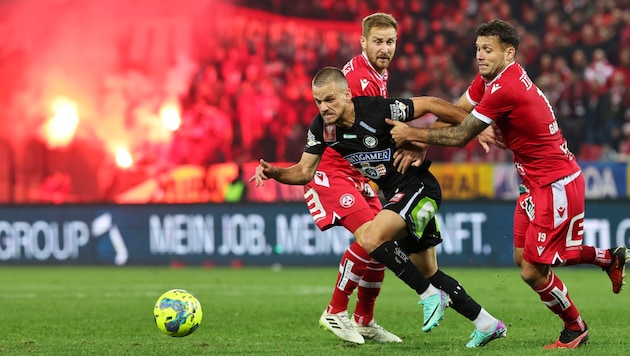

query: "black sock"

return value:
[369, 240, 430, 294]
[429, 269, 481, 320]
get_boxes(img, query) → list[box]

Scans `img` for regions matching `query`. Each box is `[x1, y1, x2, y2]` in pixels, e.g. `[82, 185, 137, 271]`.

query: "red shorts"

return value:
[514, 171, 585, 266]
[304, 170, 381, 233]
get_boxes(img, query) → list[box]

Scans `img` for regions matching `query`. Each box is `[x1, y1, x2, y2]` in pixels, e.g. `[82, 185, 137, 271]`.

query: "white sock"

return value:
[419, 284, 440, 300]
[473, 308, 497, 332]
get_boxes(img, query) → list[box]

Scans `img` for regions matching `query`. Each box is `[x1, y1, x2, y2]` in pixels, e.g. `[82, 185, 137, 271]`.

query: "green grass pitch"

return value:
[1, 266, 628, 355]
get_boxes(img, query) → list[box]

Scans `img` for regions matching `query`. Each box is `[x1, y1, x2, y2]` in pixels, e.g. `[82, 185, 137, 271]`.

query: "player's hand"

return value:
[393, 144, 427, 174]
[476, 126, 492, 153]
[477, 123, 506, 152]
[385, 118, 410, 148]
[248, 159, 273, 187]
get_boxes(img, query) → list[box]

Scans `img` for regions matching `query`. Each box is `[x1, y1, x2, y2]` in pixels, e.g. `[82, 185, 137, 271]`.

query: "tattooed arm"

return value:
[387, 113, 489, 148]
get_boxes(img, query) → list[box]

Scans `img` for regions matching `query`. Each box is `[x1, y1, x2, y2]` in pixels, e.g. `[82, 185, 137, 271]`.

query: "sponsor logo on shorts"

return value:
[390, 192, 405, 203]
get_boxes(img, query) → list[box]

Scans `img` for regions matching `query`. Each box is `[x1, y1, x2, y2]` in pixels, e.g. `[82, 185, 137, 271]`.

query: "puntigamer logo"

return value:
[344, 148, 391, 165]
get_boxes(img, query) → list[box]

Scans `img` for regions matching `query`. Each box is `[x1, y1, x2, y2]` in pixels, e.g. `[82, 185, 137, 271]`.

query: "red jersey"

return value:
[317, 53, 390, 176]
[343, 53, 389, 98]
[466, 62, 580, 187]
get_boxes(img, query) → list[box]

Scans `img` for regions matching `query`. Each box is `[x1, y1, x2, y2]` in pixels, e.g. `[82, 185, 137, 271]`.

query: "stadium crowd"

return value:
[3, 0, 630, 204]
[175, 0, 630, 166]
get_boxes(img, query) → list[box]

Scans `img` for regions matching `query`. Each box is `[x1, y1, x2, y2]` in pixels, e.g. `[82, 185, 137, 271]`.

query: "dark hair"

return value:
[312, 67, 348, 89]
[475, 19, 520, 51]
[362, 13, 397, 37]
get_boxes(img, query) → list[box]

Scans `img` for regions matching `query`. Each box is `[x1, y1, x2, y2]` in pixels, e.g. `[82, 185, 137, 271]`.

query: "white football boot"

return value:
[319, 310, 365, 344]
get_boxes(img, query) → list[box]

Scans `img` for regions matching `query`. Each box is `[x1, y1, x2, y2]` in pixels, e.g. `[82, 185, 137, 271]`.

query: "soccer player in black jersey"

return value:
[250, 67, 506, 347]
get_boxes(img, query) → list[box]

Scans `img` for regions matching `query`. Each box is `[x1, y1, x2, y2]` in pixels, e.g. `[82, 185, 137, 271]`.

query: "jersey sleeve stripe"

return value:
[465, 90, 478, 106]
[471, 109, 494, 124]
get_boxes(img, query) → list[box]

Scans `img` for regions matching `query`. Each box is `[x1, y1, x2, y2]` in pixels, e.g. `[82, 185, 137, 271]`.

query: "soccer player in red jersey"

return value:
[387, 19, 629, 349]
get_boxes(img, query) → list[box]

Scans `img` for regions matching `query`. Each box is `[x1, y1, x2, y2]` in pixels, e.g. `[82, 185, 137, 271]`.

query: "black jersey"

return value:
[305, 96, 432, 198]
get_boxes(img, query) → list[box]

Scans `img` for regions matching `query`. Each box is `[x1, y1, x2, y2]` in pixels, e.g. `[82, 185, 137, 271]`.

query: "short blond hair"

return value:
[362, 13, 397, 37]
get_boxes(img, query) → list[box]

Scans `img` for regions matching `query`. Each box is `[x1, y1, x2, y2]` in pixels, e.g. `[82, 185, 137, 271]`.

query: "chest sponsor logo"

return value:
[345, 149, 391, 165]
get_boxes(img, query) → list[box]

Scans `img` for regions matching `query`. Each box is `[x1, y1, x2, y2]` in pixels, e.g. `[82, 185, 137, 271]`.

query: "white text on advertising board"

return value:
[148, 213, 354, 256]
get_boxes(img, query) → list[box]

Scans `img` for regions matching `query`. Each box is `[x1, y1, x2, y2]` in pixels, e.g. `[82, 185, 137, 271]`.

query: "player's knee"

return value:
[360, 231, 385, 253]
[513, 255, 522, 268]
[519, 264, 548, 288]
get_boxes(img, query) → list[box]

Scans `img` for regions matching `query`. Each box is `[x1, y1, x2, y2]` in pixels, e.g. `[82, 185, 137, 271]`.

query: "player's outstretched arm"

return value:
[249, 152, 321, 187]
[386, 114, 489, 148]
[411, 96, 468, 124]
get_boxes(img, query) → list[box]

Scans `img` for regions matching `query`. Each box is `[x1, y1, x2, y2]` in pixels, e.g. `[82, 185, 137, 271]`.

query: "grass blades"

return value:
[0, 266, 628, 355]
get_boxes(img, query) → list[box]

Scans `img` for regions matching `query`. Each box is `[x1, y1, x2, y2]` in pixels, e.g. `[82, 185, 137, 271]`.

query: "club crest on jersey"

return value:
[323, 124, 336, 142]
[363, 135, 378, 148]
[389, 100, 408, 121]
[306, 130, 321, 148]
[339, 193, 355, 208]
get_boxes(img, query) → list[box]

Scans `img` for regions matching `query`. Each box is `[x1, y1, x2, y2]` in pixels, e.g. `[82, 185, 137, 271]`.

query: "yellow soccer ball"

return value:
[153, 289, 203, 337]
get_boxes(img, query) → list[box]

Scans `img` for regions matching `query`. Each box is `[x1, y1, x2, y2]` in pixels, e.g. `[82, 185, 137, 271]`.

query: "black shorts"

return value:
[383, 170, 443, 253]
